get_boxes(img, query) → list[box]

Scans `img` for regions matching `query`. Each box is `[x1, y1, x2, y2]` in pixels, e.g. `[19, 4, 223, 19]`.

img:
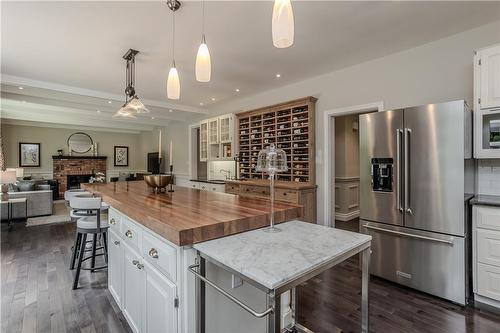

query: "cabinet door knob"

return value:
[136, 263, 144, 270]
[114, 240, 120, 245]
[125, 230, 133, 238]
[148, 248, 159, 259]
[132, 259, 139, 266]
[110, 218, 116, 225]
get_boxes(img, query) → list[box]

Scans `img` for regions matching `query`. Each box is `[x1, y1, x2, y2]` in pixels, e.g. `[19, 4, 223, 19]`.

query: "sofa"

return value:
[1, 180, 54, 220]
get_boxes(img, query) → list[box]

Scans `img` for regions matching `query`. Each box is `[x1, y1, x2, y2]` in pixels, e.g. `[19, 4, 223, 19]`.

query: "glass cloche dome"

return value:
[255, 143, 288, 174]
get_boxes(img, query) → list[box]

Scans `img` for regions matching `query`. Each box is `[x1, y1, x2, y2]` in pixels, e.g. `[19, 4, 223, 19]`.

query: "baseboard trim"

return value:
[335, 210, 360, 221]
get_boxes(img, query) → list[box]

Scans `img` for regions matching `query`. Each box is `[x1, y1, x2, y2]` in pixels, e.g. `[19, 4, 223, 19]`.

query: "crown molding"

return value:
[1, 74, 209, 114]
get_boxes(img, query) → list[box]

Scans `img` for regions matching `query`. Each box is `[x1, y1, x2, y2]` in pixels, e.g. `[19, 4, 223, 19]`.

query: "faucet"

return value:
[219, 169, 231, 180]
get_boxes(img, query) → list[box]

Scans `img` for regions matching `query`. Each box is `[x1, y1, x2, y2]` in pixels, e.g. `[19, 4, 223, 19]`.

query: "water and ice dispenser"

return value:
[371, 158, 393, 192]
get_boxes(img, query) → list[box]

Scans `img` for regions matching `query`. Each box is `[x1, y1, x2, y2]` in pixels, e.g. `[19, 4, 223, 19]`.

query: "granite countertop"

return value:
[82, 181, 302, 246]
[470, 195, 500, 207]
[194, 220, 371, 291]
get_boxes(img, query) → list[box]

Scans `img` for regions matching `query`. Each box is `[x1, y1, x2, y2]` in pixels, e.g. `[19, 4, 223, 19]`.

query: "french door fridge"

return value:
[359, 100, 473, 305]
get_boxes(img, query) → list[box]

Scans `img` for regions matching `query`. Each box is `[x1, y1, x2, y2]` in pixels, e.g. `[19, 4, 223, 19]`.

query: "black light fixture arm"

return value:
[122, 49, 139, 100]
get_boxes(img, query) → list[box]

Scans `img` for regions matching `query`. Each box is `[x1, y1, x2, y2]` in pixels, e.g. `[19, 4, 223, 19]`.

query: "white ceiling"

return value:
[1, 1, 500, 130]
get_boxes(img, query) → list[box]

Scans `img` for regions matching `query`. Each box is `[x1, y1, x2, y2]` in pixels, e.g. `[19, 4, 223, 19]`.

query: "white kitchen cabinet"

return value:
[144, 261, 178, 333]
[219, 114, 233, 143]
[122, 241, 145, 333]
[200, 121, 208, 162]
[474, 44, 500, 158]
[208, 118, 219, 144]
[473, 205, 500, 309]
[108, 230, 123, 308]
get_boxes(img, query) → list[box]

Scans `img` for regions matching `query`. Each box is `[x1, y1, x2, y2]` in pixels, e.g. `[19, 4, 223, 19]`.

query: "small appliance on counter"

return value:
[489, 119, 500, 147]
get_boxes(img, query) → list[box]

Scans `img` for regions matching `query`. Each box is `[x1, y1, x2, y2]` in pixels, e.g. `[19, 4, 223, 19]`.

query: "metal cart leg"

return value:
[361, 247, 371, 333]
[267, 291, 280, 333]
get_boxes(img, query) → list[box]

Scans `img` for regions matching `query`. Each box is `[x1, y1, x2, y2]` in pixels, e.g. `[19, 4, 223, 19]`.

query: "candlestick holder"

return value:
[168, 165, 174, 192]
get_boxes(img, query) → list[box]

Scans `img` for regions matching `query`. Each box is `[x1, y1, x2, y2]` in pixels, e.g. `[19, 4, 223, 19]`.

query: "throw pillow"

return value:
[17, 181, 35, 192]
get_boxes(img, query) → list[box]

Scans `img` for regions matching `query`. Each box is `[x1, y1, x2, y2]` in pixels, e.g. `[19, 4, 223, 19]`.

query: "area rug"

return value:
[26, 201, 72, 227]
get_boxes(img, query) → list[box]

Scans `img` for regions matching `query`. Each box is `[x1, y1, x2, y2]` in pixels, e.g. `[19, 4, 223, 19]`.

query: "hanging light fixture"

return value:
[272, 0, 294, 48]
[113, 49, 149, 118]
[195, 0, 211, 82]
[167, 0, 181, 99]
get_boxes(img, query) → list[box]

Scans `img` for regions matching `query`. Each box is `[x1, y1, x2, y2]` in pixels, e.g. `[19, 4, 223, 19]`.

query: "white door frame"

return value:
[188, 123, 200, 179]
[323, 101, 384, 227]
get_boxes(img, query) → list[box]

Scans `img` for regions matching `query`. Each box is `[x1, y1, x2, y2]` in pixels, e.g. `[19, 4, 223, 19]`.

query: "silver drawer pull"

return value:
[132, 259, 139, 266]
[362, 224, 454, 245]
[125, 230, 133, 238]
[114, 240, 120, 245]
[110, 218, 116, 225]
[136, 263, 144, 270]
[149, 248, 159, 259]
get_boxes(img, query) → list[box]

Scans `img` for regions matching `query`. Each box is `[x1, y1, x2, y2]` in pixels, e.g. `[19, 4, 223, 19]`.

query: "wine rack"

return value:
[237, 96, 316, 184]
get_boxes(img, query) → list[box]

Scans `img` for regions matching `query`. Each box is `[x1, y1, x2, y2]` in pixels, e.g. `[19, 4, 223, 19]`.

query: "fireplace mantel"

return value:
[52, 156, 107, 160]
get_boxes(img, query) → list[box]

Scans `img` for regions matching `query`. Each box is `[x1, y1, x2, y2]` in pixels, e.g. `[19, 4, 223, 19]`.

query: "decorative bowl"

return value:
[144, 174, 172, 191]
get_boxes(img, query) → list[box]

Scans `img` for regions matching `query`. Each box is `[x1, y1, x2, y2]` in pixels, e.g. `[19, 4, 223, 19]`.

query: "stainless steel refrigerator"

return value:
[359, 100, 474, 305]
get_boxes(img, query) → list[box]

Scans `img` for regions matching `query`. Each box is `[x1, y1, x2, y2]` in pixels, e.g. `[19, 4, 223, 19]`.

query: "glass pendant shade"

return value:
[112, 105, 137, 119]
[196, 36, 211, 82]
[272, 0, 294, 48]
[127, 96, 149, 113]
[255, 143, 288, 174]
[167, 65, 180, 100]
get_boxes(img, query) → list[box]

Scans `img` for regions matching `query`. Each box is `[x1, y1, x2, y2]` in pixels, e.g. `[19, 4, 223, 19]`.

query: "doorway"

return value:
[323, 102, 384, 228]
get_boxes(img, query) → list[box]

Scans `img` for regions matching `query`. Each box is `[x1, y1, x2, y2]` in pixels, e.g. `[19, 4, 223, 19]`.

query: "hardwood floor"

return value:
[2, 221, 500, 333]
[1, 222, 132, 333]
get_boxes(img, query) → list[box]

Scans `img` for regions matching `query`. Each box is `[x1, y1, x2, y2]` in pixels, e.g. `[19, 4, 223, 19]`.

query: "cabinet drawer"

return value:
[275, 189, 298, 203]
[475, 206, 500, 231]
[240, 185, 270, 197]
[121, 217, 142, 252]
[108, 208, 121, 232]
[477, 263, 500, 301]
[477, 228, 500, 267]
[142, 231, 177, 283]
[225, 184, 239, 194]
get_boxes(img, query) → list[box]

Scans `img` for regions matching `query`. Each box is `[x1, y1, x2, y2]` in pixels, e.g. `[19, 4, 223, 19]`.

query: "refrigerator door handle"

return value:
[404, 128, 413, 215]
[362, 224, 454, 245]
[396, 129, 403, 212]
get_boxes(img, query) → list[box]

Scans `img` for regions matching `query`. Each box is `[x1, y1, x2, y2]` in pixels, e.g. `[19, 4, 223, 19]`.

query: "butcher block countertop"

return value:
[82, 181, 303, 246]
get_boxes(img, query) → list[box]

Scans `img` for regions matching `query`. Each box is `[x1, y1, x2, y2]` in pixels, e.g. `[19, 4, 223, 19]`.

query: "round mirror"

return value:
[67, 132, 93, 154]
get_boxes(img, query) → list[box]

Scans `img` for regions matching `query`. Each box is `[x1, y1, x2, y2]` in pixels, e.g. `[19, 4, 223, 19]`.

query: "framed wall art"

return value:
[19, 142, 41, 167]
[114, 146, 129, 167]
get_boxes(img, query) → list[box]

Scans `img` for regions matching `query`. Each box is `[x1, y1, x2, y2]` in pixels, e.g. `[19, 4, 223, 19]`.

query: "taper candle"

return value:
[158, 130, 162, 159]
[169, 140, 173, 166]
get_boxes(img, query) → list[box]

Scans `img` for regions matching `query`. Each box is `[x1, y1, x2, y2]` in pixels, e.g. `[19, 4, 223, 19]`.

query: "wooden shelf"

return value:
[237, 96, 317, 184]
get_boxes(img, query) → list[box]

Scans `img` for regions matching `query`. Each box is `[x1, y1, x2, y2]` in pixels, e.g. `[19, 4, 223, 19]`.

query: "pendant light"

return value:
[113, 49, 147, 118]
[272, 0, 294, 48]
[167, 1, 181, 100]
[195, 0, 211, 82]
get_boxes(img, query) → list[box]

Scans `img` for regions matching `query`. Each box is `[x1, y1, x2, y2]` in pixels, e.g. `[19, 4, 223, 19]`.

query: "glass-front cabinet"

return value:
[198, 114, 235, 161]
[474, 44, 500, 158]
[208, 118, 219, 144]
[199, 121, 208, 161]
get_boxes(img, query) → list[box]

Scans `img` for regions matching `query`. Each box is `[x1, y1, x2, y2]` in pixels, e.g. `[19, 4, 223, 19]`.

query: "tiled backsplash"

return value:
[208, 160, 236, 180]
[477, 159, 500, 195]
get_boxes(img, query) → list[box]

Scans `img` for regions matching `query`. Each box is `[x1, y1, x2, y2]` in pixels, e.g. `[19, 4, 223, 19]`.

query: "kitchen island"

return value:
[82, 181, 370, 333]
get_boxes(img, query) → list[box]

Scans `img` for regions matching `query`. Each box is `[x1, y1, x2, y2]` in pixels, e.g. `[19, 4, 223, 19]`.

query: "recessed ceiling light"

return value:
[96, 110, 101, 113]
[275, 73, 281, 78]
[107, 100, 112, 104]
[18, 86, 24, 90]
[169, 109, 173, 113]
[235, 88, 240, 92]
[211, 97, 216, 102]
[151, 116, 155, 120]
[199, 102, 204, 106]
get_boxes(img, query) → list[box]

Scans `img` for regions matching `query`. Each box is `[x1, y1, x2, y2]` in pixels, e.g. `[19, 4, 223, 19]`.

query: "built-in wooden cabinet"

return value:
[474, 44, 500, 158]
[473, 205, 500, 309]
[237, 97, 316, 184]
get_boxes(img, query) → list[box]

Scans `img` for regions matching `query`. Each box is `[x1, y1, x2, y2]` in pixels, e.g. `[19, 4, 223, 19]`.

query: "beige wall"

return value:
[164, 121, 190, 175]
[335, 114, 360, 178]
[203, 20, 500, 225]
[0, 123, 163, 177]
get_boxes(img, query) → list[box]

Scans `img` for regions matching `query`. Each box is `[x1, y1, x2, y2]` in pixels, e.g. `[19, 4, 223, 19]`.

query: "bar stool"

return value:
[69, 196, 109, 290]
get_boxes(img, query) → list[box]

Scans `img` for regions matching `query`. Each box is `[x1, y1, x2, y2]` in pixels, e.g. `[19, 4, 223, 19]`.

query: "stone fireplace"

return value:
[53, 156, 107, 198]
